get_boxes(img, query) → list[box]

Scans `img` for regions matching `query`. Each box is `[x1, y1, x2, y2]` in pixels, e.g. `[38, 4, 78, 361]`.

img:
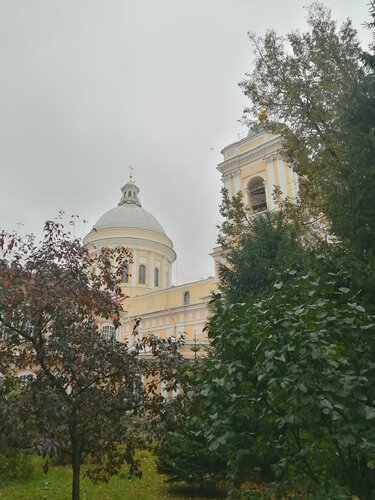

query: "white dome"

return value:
[94, 204, 166, 235]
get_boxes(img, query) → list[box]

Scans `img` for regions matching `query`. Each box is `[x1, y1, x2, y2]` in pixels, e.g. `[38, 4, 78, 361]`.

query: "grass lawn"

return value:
[0, 450, 226, 500]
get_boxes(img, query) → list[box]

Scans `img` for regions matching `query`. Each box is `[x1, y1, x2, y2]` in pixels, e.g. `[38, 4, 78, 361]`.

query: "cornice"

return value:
[220, 129, 266, 154]
[124, 301, 209, 321]
[217, 136, 282, 176]
[86, 236, 176, 262]
[264, 152, 283, 164]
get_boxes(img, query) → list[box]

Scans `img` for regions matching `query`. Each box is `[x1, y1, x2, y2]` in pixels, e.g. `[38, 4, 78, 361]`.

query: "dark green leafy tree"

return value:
[155, 358, 228, 490]
[206, 265, 375, 498]
[0, 217, 183, 500]
[217, 188, 313, 304]
[326, 56, 375, 262]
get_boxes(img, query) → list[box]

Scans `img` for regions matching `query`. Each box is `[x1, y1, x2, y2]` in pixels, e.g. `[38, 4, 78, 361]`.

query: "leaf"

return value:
[340, 434, 356, 446]
[275, 354, 286, 363]
[274, 282, 283, 289]
[320, 399, 333, 410]
[360, 324, 375, 330]
[265, 350, 275, 359]
[364, 405, 375, 420]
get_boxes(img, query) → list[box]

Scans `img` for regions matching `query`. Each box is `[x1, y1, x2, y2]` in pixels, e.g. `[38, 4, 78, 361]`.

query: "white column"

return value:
[162, 256, 167, 288]
[277, 157, 288, 201]
[233, 170, 240, 194]
[265, 156, 276, 211]
[223, 175, 231, 195]
[149, 252, 154, 288]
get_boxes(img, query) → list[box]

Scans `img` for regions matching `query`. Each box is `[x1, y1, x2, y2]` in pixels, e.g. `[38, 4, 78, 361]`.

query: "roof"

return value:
[93, 178, 166, 235]
[94, 203, 166, 235]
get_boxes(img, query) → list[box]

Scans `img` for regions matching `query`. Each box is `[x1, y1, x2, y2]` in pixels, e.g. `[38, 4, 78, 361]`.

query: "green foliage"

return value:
[155, 359, 228, 489]
[0, 449, 34, 483]
[205, 186, 375, 497]
[207, 262, 375, 497]
[195, 186, 375, 496]
[326, 60, 375, 262]
[156, 429, 226, 489]
[217, 189, 312, 303]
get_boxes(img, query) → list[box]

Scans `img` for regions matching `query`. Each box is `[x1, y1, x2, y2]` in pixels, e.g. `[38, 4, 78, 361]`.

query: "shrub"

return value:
[0, 449, 34, 483]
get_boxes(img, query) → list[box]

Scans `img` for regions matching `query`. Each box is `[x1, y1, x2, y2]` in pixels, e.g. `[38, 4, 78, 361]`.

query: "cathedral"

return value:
[83, 128, 298, 359]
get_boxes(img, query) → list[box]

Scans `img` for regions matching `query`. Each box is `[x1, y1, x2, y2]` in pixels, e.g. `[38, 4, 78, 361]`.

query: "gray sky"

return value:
[0, 0, 371, 284]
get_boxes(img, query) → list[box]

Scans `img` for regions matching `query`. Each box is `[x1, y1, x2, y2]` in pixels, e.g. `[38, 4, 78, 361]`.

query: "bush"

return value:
[156, 429, 227, 489]
[0, 449, 34, 483]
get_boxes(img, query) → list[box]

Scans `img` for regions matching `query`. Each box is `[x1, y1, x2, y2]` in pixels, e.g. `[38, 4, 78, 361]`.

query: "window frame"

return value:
[183, 291, 190, 306]
[101, 324, 116, 342]
[248, 176, 267, 214]
[139, 264, 146, 285]
[121, 261, 129, 283]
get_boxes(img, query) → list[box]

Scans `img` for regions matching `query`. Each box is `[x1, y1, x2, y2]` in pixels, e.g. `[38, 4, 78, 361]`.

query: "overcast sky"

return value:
[0, 0, 371, 284]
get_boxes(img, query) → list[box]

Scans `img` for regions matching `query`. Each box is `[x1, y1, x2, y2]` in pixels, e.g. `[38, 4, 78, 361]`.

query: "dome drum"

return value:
[83, 178, 176, 296]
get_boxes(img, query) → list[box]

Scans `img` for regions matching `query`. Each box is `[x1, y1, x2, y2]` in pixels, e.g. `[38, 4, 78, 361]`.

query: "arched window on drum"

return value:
[248, 176, 267, 214]
[121, 261, 129, 283]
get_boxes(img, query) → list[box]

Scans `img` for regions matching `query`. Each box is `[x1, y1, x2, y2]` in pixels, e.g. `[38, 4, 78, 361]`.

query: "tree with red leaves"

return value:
[0, 216, 183, 500]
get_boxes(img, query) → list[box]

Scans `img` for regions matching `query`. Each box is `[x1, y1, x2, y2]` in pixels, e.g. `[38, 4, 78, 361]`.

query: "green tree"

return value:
[155, 358, 228, 490]
[0, 217, 183, 500]
[206, 262, 375, 498]
[217, 188, 313, 304]
[326, 55, 375, 261]
[240, 1, 364, 209]
[240, 1, 375, 288]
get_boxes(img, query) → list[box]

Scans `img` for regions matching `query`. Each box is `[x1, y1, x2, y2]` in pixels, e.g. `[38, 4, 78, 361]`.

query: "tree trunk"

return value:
[71, 445, 81, 500]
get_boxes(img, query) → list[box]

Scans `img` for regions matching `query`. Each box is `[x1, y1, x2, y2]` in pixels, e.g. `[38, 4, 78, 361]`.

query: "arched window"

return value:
[183, 291, 190, 306]
[248, 176, 267, 214]
[139, 264, 146, 284]
[154, 267, 159, 287]
[121, 261, 129, 283]
[101, 325, 116, 341]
